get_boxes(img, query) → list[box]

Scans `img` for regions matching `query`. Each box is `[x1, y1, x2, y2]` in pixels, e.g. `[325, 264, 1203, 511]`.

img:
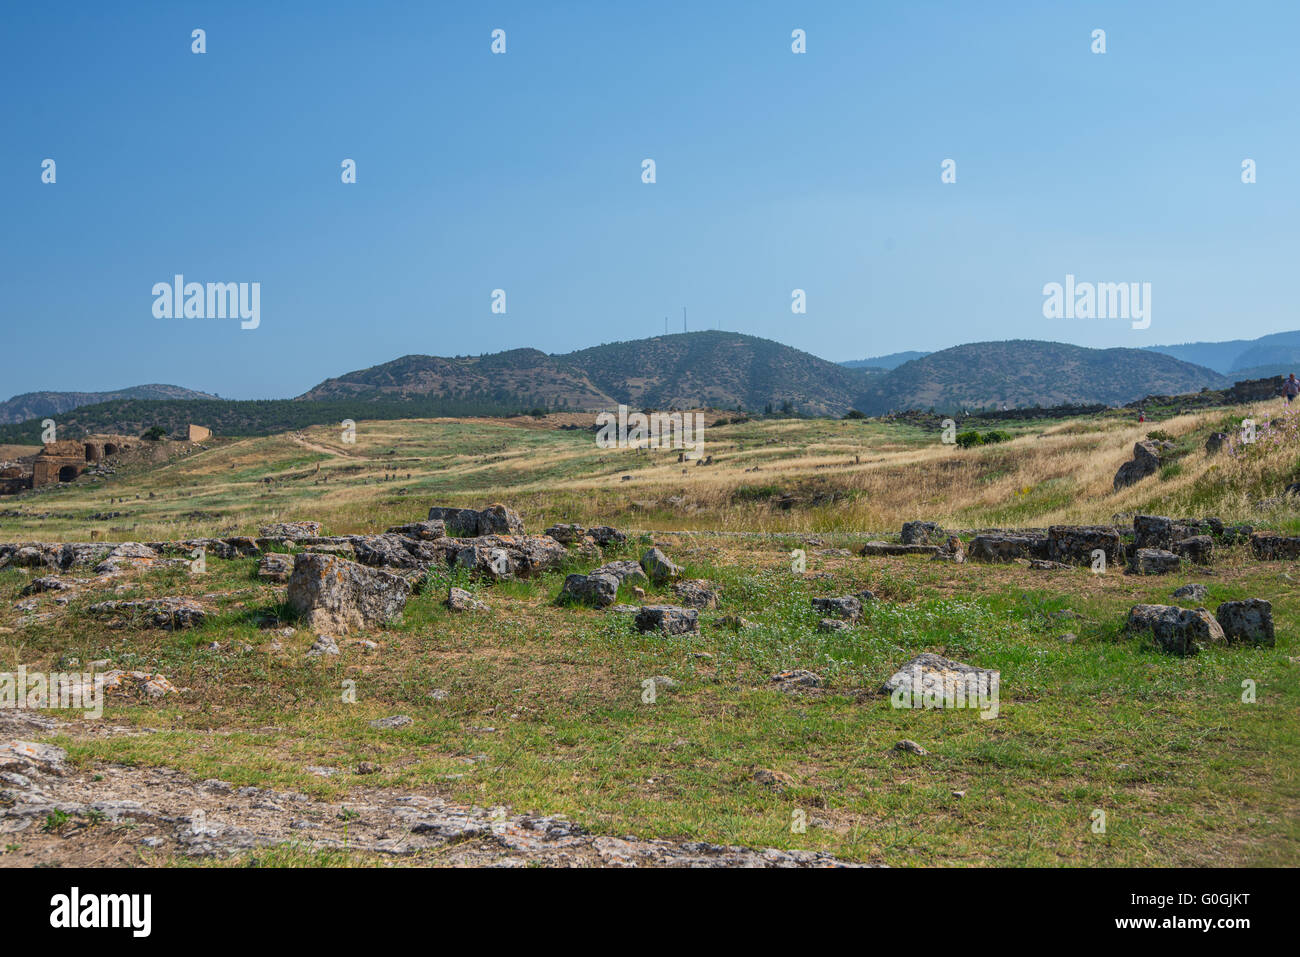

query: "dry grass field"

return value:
[1, 400, 1297, 867]
[2, 399, 1297, 543]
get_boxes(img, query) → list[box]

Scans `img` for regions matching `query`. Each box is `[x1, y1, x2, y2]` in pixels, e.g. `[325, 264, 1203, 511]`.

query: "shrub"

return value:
[957, 429, 1011, 448]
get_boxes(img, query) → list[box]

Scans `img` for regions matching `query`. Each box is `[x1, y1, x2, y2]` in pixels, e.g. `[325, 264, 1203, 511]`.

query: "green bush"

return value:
[957, 429, 1012, 448]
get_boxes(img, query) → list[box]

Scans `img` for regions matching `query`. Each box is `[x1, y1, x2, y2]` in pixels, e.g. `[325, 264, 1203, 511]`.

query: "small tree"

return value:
[141, 425, 167, 441]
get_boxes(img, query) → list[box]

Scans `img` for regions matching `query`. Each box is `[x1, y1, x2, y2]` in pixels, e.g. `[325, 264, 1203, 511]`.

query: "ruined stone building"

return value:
[0, 434, 137, 495]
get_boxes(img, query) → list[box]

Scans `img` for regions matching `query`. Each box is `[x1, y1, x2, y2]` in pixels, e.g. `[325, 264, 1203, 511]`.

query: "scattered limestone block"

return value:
[428, 504, 524, 536]
[770, 670, 822, 691]
[1134, 514, 1176, 549]
[100, 670, 179, 698]
[811, 596, 861, 621]
[0, 740, 68, 772]
[1250, 533, 1300, 560]
[1215, 599, 1274, 646]
[881, 652, 999, 701]
[20, 576, 71, 596]
[560, 573, 619, 608]
[286, 553, 410, 634]
[860, 541, 940, 557]
[426, 507, 483, 535]
[259, 522, 322, 540]
[451, 535, 567, 580]
[369, 715, 413, 730]
[93, 542, 163, 575]
[88, 597, 206, 629]
[478, 504, 525, 535]
[1047, 525, 1122, 565]
[385, 520, 447, 540]
[1114, 440, 1161, 490]
[900, 521, 945, 545]
[305, 634, 340, 658]
[634, 604, 698, 635]
[592, 560, 647, 585]
[445, 587, 486, 612]
[1126, 604, 1225, 656]
[258, 553, 293, 582]
[672, 579, 718, 609]
[932, 536, 966, 563]
[640, 548, 682, 584]
[588, 526, 626, 547]
[1131, 548, 1181, 575]
[350, 534, 444, 570]
[544, 523, 586, 544]
[1173, 535, 1213, 565]
[966, 534, 1046, 562]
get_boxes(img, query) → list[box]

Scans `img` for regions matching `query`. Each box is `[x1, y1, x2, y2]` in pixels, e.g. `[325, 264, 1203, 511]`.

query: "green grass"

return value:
[6, 539, 1297, 867]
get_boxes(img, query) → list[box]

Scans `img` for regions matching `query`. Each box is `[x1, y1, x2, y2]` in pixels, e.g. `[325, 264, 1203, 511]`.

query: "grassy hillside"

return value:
[2, 396, 1296, 543]
[2, 401, 1297, 867]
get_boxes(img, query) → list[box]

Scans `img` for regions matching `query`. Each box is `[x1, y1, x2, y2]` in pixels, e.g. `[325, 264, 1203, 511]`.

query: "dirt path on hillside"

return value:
[0, 713, 856, 868]
[289, 432, 353, 457]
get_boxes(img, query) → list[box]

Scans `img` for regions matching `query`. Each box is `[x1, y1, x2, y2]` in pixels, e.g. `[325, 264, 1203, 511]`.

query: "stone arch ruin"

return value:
[0, 433, 139, 494]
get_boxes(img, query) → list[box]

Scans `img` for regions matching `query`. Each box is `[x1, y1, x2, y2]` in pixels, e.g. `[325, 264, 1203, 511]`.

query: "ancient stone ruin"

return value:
[0, 435, 138, 495]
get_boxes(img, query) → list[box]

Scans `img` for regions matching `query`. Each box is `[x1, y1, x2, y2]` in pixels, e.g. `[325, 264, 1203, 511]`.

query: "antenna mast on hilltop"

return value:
[683, 307, 687, 333]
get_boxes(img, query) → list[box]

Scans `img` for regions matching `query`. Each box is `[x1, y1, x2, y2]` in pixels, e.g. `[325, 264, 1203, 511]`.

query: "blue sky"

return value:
[3, 1, 1298, 399]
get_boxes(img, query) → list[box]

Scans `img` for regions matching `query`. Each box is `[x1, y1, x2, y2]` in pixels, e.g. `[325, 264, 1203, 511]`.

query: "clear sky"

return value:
[3, 1, 1297, 399]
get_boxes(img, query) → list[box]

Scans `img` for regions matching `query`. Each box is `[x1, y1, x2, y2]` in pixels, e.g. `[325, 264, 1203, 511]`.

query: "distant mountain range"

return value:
[1143, 329, 1300, 380]
[305, 332, 1241, 417]
[0, 384, 218, 425]
[300, 332, 875, 417]
[842, 329, 1299, 377]
[841, 350, 931, 371]
[3, 329, 1293, 439]
[850, 340, 1230, 415]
